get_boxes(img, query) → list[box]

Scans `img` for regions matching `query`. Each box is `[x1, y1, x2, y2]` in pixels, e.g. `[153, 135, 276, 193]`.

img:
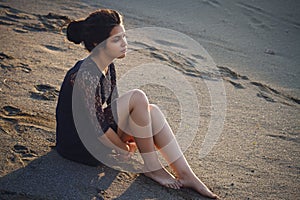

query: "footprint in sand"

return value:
[154, 39, 188, 49]
[1, 63, 32, 73]
[2, 105, 22, 116]
[15, 63, 31, 73]
[30, 84, 59, 101]
[0, 52, 14, 60]
[26, 13, 70, 33]
[0, 105, 23, 126]
[41, 45, 65, 53]
[13, 27, 28, 33]
[202, 0, 221, 8]
[0, 5, 71, 33]
[228, 80, 245, 89]
[150, 51, 169, 62]
[191, 53, 206, 61]
[249, 17, 271, 30]
[0, 105, 33, 122]
[217, 66, 249, 80]
[256, 92, 276, 103]
[13, 144, 38, 161]
[0, 57, 32, 73]
[216, 66, 247, 89]
[36, 12, 71, 33]
[251, 81, 300, 105]
[267, 133, 300, 144]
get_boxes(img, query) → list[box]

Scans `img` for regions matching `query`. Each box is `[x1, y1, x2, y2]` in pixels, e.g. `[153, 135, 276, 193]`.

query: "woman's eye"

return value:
[112, 34, 126, 43]
[113, 37, 120, 42]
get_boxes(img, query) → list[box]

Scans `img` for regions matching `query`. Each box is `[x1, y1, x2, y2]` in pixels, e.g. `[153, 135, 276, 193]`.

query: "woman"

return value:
[56, 9, 218, 199]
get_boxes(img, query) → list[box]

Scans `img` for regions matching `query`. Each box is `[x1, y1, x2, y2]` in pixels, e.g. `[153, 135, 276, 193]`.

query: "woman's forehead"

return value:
[110, 25, 125, 36]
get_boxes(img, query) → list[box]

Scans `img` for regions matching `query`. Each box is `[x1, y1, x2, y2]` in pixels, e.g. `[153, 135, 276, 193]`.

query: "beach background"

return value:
[0, 0, 299, 199]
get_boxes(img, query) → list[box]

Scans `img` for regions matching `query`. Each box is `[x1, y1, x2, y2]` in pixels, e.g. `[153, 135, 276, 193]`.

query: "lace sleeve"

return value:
[72, 69, 110, 136]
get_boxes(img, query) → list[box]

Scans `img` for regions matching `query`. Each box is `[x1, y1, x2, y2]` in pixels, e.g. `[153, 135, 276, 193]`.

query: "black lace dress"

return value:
[56, 57, 118, 166]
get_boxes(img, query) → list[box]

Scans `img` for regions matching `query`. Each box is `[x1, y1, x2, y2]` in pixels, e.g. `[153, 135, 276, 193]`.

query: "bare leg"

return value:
[149, 104, 219, 199]
[115, 89, 181, 189]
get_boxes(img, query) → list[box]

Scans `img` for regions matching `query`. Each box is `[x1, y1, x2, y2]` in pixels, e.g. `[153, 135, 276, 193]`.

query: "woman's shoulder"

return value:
[67, 57, 96, 76]
[70, 57, 103, 85]
[67, 59, 84, 76]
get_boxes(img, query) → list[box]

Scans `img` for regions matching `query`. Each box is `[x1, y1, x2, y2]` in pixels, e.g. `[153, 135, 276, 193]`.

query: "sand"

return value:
[0, 0, 299, 199]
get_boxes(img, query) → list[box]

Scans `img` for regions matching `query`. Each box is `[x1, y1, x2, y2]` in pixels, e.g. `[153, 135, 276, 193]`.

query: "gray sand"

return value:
[0, 0, 299, 199]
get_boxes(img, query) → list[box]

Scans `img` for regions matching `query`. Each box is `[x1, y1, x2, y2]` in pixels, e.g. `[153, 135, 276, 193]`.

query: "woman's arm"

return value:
[99, 128, 137, 156]
[99, 128, 129, 152]
[74, 62, 136, 156]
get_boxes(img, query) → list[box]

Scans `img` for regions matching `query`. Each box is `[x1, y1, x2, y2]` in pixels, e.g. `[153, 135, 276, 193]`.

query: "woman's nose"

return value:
[122, 37, 127, 47]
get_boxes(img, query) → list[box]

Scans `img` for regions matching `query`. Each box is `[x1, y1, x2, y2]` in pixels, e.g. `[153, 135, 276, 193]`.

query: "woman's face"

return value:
[105, 25, 127, 59]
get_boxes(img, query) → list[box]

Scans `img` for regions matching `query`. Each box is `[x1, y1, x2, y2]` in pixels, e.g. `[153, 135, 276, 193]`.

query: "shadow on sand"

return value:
[0, 150, 207, 200]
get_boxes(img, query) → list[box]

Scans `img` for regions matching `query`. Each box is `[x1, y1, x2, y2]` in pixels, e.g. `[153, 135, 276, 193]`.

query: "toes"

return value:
[165, 182, 180, 190]
[173, 183, 180, 190]
[174, 181, 182, 189]
[164, 183, 179, 190]
[165, 183, 174, 189]
[176, 179, 183, 188]
[177, 178, 185, 188]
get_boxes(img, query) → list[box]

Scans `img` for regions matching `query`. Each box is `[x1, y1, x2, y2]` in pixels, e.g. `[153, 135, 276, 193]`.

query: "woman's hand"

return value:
[127, 141, 137, 154]
[120, 132, 135, 143]
[117, 141, 137, 161]
[114, 128, 137, 160]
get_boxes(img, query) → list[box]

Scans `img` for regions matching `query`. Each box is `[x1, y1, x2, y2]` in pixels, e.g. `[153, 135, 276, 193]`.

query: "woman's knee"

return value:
[149, 104, 165, 119]
[130, 89, 149, 107]
[149, 104, 160, 112]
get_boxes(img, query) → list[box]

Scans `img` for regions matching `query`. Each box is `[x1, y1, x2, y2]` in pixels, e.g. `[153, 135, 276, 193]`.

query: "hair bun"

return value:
[66, 20, 85, 44]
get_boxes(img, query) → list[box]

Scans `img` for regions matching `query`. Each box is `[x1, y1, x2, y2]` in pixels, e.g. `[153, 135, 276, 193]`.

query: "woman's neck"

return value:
[91, 51, 113, 75]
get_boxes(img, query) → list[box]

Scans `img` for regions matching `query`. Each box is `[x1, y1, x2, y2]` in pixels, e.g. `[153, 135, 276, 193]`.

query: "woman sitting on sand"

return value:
[55, 9, 218, 199]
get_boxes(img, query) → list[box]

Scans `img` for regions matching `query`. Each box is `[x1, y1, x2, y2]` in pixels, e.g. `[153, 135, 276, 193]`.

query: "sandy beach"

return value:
[0, 0, 299, 199]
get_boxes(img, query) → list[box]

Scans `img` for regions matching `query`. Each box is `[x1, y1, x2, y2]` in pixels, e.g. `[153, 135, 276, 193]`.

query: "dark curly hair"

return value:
[66, 9, 123, 52]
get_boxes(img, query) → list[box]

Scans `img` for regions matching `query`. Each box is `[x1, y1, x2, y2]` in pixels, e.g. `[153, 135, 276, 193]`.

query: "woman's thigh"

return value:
[114, 89, 148, 134]
[114, 89, 136, 133]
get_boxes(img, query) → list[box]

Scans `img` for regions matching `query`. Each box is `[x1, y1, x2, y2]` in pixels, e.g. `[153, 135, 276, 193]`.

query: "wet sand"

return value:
[0, 0, 299, 199]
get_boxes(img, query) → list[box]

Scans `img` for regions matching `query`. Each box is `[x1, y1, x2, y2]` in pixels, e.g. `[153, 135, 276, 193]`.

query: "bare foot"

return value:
[144, 168, 182, 190]
[178, 174, 219, 199]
